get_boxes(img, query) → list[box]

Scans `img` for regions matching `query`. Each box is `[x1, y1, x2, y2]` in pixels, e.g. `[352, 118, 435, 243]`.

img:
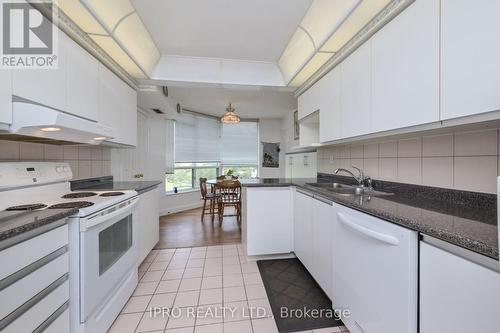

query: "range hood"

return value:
[0, 102, 114, 145]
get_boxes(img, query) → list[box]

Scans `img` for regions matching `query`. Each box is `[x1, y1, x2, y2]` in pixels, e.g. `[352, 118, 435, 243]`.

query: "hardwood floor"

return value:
[155, 207, 241, 249]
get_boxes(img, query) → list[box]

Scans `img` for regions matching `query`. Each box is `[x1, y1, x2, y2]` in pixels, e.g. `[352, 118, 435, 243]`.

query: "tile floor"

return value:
[108, 243, 349, 333]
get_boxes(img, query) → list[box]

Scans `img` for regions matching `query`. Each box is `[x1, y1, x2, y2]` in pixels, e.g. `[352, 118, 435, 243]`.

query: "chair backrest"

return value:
[216, 175, 226, 181]
[215, 179, 241, 203]
[199, 177, 208, 199]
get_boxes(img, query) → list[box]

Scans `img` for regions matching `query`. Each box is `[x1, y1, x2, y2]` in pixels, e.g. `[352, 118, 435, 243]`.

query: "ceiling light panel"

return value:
[289, 52, 332, 87]
[279, 28, 316, 83]
[83, 0, 135, 31]
[58, 0, 107, 35]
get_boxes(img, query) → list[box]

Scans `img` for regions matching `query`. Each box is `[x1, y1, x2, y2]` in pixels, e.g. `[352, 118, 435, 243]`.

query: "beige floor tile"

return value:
[148, 292, 176, 309]
[187, 258, 205, 268]
[251, 317, 279, 333]
[223, 274, 244, 287]
[191, 246, 207, 252]
[223, 264, 242, 275]
[199, 288, 223, 305]
[222, 249, 238, 257]
[205, 258, 222, 266]
[138, 271, 146, 281]
[163, 269, 185, 280]
[157, 279, 181, 293]
[141, 270, 164, 282]
[165, 327, 194, 333]
[195, 303, 224, 326]
[173, 252, 191, 260]
[133, 281, 159, 296]
[174, 290, 200, 308]
[245, 284, 267, 300]
[121, 295, 152, 314]
[179, 277, 202, 291]
[240, 262, 259, 274]
[203, 266, 223, 277]
[194, 323, 223, 333]
[148, 261, 169, 271]
[184, 267, 204, 278]
[189, 251, 207, 259]
[223, 286, 247, 303]
[107, 312, 142, 333]
[206, 251, 222, 258]
[247, 298, 273, 319]
[224, 301, 250, 322]
[202, 276, 223, 289]
[154, 254, 174, 262]
[222, 256, 240, 266]
[176, 248, 192, 253]
[243, 273, 263, 286]
[158, 249, 176, 255]
[169, 259, 188, 269]
[166, 308, 196, 329]
[136, 312, 168, 332]
[139, 261, 151, 272]
[223, 320, 253, 333]
[239, 256, 248, 264]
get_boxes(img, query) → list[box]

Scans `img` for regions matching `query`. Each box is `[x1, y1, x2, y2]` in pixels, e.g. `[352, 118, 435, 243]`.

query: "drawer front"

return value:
[0, 225, 68, 280]
[35, 303, 69, 333]
[0, 250, 68, 319]
[0, 277, 69, 333]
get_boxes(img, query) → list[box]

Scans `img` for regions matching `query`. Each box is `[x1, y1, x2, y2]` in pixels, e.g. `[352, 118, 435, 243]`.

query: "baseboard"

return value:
[160, 202, 204, 216]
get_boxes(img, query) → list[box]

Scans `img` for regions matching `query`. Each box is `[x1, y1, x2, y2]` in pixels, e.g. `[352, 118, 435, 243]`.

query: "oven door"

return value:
[79, 196, 139, 321]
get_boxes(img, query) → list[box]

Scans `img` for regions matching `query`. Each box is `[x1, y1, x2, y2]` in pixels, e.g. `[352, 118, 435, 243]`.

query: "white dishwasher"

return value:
[332, 204, 418, 333]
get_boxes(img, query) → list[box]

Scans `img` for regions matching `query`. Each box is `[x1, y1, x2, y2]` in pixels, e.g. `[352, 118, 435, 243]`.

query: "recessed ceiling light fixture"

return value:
[93, 137, 108, 140]
[220, 103, 241, 124]
[40, 127, 62, 132]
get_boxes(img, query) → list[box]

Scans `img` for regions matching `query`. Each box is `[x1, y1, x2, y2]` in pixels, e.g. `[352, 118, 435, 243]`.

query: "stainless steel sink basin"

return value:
[305, 182, 393, 197]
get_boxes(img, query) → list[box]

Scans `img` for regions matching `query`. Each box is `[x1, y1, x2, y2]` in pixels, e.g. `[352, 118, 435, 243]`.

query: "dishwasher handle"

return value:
[337, 212, 400, 246]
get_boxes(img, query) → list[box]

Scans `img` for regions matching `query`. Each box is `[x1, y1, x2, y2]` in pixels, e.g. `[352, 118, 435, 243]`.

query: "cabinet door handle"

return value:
[337, 212, 399, 246]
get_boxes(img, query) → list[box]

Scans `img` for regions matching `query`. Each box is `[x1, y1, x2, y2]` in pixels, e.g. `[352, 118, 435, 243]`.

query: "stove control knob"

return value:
[56, 166, 63, 173]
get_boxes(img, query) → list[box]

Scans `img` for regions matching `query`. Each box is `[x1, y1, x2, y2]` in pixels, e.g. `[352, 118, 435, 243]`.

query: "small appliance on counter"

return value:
[0, 162, 139, 333]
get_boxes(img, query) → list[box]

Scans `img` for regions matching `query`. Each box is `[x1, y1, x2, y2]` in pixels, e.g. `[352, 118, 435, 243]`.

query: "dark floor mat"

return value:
[257, 258, 343, 333]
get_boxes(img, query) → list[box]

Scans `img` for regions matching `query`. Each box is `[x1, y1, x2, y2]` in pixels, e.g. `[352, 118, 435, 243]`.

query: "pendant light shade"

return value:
[220, 103, 241, 124]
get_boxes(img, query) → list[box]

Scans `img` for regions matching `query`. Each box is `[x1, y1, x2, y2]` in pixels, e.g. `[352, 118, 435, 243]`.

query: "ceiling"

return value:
[131, 0, 312, 62]
[138, 84, 297, 119]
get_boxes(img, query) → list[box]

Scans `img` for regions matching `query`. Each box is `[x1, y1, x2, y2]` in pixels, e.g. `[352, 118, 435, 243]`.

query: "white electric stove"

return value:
[0, 162, 140, 333]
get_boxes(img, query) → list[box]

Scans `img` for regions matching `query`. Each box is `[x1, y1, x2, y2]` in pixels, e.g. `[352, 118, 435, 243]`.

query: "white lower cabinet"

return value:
[0, 224, 70, 333]
[138, 186, 160, 263]
[332, 204, 418, 333]
[293, 189, 333, 298]
[311, 196, 333, 299]
[245, 187, 292, 256]
[293, 190, 314, 271]
[420, 242, 500, 332]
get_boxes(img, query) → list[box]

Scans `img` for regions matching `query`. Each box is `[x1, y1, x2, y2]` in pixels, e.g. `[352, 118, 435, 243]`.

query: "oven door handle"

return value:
[80, 196, 139, 232]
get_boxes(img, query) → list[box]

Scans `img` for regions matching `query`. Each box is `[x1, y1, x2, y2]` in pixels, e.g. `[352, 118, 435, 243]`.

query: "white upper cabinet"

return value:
[98, 64, 137, 146]
[371, 0, 439, 132]
[12, 29, 67, 111]
[340, 41, 372, 139]
[319, 66, 341, 143]
[66, 37, 99, 121]
[441, 0, 500, 120]
[298, 80, 321, 120]
[0, 69, 12, 125]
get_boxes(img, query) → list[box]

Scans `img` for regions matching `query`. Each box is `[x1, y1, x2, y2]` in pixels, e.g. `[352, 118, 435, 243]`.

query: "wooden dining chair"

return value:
[199, 177, 219, 223]
[215, 179, 242, 225]
[217, 175, 239, 180]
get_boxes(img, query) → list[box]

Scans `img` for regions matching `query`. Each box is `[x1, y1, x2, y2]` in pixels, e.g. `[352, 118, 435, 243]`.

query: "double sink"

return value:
[304, 182, 393, 197]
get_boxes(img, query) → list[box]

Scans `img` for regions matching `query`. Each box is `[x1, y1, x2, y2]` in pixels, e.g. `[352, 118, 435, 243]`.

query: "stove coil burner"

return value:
[6, 203, 48, 211]
[100, 192, 125, 197]
[49, 201, 94, 209]
[62, 192, 97, 199]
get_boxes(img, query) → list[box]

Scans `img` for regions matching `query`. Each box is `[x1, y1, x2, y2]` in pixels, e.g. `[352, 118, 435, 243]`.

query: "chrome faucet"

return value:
[334, 166, 371, 188]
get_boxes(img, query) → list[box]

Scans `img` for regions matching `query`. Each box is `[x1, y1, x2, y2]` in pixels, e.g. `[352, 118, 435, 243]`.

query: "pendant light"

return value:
[220, 103, 241, 124]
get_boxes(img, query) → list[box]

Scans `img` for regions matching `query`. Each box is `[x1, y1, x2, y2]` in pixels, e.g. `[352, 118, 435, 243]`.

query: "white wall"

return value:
[259, 118, 283, 178]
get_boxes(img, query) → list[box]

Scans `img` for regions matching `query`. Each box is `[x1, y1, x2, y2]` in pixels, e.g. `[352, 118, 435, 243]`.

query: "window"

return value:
[166, 162, 219, 192]
[166, 116, 259, 193]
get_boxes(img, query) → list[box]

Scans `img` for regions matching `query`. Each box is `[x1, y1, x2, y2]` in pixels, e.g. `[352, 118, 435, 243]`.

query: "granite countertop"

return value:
[0, 208, 78, 244]
[243, 177, 498, 260]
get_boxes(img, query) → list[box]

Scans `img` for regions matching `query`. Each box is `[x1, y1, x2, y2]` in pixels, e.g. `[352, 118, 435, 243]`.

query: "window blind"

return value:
[174, 113, 220, 163]
[165, 119, 175, 173]
[221, 122, 259, 165]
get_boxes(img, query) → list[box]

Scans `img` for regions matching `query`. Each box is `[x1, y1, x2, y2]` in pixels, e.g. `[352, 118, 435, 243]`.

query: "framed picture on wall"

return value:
[293, 110, 299, 140]
[262, 142, 280, 168]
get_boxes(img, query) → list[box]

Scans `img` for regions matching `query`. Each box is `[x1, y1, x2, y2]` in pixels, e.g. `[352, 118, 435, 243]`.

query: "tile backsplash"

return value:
[0, 140, 111, 180]
[317, 128, 500, 194]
